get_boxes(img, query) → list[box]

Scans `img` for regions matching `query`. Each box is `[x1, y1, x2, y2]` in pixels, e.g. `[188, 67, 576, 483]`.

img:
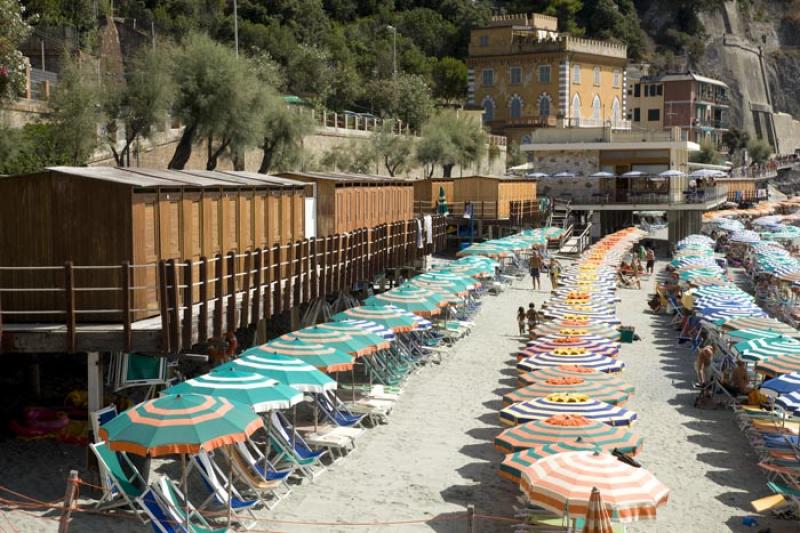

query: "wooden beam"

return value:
[214, 254, 223, 339]
[64, 261, 75, 353]
[121, 261, 132, 353]
[226, 251, 237, 333]
[182, 259, 193, 350]
[302, 240, 311, 303]
[241, 251, 251, 330]
[310, 238, 319, 300]
[252, 248, 262, 325]
[168, 259, 180, 353]
[158, 260, 170, 353]
[272, 243, 282, 316]
[198, 257, 208, 343]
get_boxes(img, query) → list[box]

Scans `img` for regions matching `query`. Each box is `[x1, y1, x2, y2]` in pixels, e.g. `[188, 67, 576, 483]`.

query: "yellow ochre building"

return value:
[467, 12, 629, 146]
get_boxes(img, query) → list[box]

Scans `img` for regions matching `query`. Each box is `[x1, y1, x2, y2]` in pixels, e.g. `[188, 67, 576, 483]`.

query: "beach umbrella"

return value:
[100, 394, 262, 457]
[503, 377, 629, 406]
[456, 243, 512, 258]
[756, 354, 800, 377]
[218, 353, 337, 393]
[318, 321, 393, 350]
[409, 278, 470, 297]
[552, 171, 576, 178]
[364, 288, 446, 316]
[519, 451, 669, 521]
[734, 337, 800, 362]
[775, 391, 800, 416]
[542, 310, 620, 326]
[584, 487, 614, 533]
[697, 308, 768, 323]
[521, 335, 620, 360]
[164, 370, 302, 412]
[254, 338, 354, 373]
[762, 373, 800, 397]
[495, 414, 641, 454]
[281, 326, 375, 357]
[414, 271, 477, 290]
[501, 443, 613, 484]
[716, 317, 800, 336]
[518, 352, 624, 374]
[622, 170, 644, 177]
[518, 365, 634, 395]
[436, 185, 449, 215]
[499, 395, 636, 427]
[729, 231, 761, 244]
[383, 305, 434, 330]
[727, 329, 795, 342]
[659, 170, 685, 178]
[333, 305, 419, 333]
[590, 171, 615, 178]
[329, 318, 397, 340]
[531, 322, 620, 341]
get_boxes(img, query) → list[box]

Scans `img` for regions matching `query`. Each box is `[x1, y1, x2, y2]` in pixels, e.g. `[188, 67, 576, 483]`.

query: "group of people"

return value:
[517, 303, 540, 338]
[528, 246, 561, 291]
[618, 243, 655, 289]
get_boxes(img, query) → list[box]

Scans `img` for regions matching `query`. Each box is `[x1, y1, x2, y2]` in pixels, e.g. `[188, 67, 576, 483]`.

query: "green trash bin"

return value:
[619, 326, 635, 343]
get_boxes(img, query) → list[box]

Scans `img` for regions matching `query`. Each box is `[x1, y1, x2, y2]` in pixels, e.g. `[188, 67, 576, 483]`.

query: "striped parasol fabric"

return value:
[521, 335, 620, 360]
[716, 317, 800, 336]
[520, 451, 669, 521]
[518, 365, 635, 395]
[499, 395, 637, 427]
[280, 326, 375, 357]
[584, 487, 614, 533]
[775, 391, 800, 415]
[333, 306, 420, 333]
[727, 328, 795, 342]
[218, 353, 337, 393]
[503, 377, 629, 407]
[518, 352, 625, 374]
[364, 287, 447, 316]
[99, 394, 263, 457]
[329, 319, 397, 340]
[500, 443, 606, 483]
[733, 337, 800, 362]
[164, 369, 303, 412]
[494, 414, 642, 454]
[256, 338, 355, 373]
[697, 308, 768, 322]
[531, 322, 620, 341]
[756, 354, 800, 377]
[761, 372, 800, 397]
[542, 309, 620, 325]
[384, 305, 434, 330]
[317, 321, 393, 350]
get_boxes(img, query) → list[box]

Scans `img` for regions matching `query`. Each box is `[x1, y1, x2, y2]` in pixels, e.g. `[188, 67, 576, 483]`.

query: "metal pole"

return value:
[233, 0, 239, 57]
[392, 28, 397, 79]
[41, 39, 45, 71]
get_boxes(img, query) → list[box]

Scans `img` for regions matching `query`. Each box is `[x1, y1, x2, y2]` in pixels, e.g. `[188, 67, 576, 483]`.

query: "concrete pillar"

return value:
[87, 352, 103, 414]
[667, 210, 702, 244]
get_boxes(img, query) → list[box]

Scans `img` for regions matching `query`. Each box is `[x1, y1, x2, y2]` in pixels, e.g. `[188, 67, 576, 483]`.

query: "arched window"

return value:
[521, 134, 532, 145]
[571, 94, 581, 124]
[482, 97, 494, 123]
[509, 96, 523, 119]
[611, 97, 621, 126]
[592, 95, 601, 122]
[538, 94, 551, 118]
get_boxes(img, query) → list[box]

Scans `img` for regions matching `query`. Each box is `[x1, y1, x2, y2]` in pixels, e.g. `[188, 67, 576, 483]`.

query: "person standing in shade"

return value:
[529, 249, 542, 291]
[548, 257, 561, 290]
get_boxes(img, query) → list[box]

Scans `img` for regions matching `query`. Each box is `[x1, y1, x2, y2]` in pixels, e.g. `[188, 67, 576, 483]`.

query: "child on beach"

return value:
[526, 303, 538, 337]
[645, 246, 655, 274]
[517, 306, 526, 336]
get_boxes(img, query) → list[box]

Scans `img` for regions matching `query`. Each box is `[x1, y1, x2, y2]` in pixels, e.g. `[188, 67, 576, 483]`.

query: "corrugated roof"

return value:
[46, 167, 305, 188]
[279, 171, 412, 184]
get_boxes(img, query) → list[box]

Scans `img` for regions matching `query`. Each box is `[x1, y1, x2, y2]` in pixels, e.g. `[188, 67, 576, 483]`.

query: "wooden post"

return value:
[121, 261, 132, 353]
[158, 260, 170, 353]
[272, 243, 282, 315]
[64, 261, 75, 353]
[182, 260, 193, 350]
[226, 252, 237, 333]
[264, 246, 274, 318]
[319, 237, 329, 297]
[252, 248, 262, 325]
[241, 251, 252, 330]
[310, 238, 319, 300]
[303, 240, 311, 303]
[467, 504, 476, 533]
[335, 234, 344, 291]
[58, 470, 79, 533]
[168, 260, 180, 354]
[292, 241, 301, 309]
[199, 257, 208, 343]
[214, 254, 224, 340]
[86, 352, 102, 414]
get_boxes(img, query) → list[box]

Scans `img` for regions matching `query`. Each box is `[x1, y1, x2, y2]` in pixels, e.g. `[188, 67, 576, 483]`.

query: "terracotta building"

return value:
[466, 12, 629, 146]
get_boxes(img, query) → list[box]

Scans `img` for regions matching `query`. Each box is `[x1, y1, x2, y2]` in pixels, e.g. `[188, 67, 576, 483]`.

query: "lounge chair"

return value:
[139, 477, 227, 533]
[223, 441, 291, 509]
[91, 441, 147, 518]
[315, 391, 366, 428]
[191, 451, 258, 527]
[268, 411, 328, 478]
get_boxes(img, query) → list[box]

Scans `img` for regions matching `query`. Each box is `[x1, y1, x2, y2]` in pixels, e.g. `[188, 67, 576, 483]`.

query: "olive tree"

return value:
[417, 110, 487, 177]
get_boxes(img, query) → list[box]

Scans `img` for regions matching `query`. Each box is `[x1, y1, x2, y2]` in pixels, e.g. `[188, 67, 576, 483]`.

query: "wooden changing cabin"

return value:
[278, 171, 414, 237]
[412, 178, 455, 215]
[0, 167, 309, 322]
[452, 175, 537, 219]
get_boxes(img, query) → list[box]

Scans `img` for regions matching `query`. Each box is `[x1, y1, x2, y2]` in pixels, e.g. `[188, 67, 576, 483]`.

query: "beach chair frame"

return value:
[90, 441, 147, 520]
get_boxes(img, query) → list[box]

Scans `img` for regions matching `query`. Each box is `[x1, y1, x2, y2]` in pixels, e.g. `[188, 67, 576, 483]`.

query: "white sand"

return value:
[2, 264, 797, 532]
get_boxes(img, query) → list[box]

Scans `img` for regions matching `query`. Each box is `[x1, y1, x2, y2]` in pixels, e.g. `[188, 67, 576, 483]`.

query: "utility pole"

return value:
[233, 0, 239, 57]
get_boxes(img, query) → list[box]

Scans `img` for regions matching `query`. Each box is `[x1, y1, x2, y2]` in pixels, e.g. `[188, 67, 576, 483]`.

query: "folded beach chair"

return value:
[138, 476, 228, 533]
[268, 411, 328, 478]
[91, 441, 147, 519]
[191, 451, 258, 527]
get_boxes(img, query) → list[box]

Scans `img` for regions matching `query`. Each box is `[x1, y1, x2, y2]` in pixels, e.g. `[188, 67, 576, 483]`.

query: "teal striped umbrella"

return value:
[280, 326, 375, 357]
[164, 369, 302, 412]
[256, 338, 354, 373]
[218, 353, 337, 393]
[734, 337, 800, 362]
[317, 322, 392, 351]
[365, 287, 446, 316]
[333, 305, 420, 332]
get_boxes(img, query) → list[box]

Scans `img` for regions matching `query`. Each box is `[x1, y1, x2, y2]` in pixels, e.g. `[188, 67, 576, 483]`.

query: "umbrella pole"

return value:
[292, 405, 297, 450]
[351, 367, 356, 402]
[181, 454, 190, 530]
[313, 395, 319, 432]
[227, 444, 234, 528]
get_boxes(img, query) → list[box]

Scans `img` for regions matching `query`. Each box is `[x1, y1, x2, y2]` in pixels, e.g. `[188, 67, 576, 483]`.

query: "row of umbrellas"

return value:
[456, 227, 566, 259]
[529, 169, 722, 179]
[487, 227, 669, 528]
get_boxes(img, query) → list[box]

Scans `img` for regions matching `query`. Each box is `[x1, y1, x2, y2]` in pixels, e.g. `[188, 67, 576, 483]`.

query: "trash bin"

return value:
[619, 326, 635, 343]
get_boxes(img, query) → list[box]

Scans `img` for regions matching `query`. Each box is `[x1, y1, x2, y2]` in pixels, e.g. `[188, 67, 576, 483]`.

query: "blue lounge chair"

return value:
[268, 411, 327, 478]
[191, 451, 258, 527]
[315, 391, 366, 428]
[137, 478, 227, 533]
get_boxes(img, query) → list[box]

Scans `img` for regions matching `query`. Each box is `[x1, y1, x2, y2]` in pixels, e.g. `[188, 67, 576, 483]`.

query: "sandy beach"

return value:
[2, 263, 797, 532]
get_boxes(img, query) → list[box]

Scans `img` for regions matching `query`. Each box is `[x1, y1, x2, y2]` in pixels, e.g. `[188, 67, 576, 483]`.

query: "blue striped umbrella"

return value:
[775, 391, 800, 416]
[762, 373, 800, 397]
[499, 396, 637, 427]
[518, 352, 624, 374]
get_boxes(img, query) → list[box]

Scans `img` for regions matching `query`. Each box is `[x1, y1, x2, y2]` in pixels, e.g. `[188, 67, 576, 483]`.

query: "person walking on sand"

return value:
[517, 306, 526, 336]
[645, 246, 655, 274]
[526, 303, 538, 337]
[530, 250, 542, 291]
[548, 257, 561, 290]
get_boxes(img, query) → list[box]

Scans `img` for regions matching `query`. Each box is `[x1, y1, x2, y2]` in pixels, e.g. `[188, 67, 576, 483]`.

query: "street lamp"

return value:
[386, 25, 397, 79]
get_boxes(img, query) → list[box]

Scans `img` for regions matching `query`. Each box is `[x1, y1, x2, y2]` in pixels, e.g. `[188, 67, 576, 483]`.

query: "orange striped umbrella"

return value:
[503, 377, 629, 407]
[756, 354, 800, 376]
[518, 365, 635, 395]
[520, 451, 669, 522]
[495, 414, 642, 454]
[585, 487, 614, 533]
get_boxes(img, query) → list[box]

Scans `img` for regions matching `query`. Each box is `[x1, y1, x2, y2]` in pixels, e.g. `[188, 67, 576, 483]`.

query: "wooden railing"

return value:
[414, 201, 539, 222]
[0, 217, 447, 354]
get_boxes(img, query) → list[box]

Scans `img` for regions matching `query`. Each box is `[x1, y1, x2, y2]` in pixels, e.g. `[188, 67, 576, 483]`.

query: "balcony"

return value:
[505, 116, 559, 128]
[530, 126, 684, 145]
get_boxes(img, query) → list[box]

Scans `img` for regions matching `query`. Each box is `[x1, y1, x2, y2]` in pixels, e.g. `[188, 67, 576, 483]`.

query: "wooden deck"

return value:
[0, 217, 447, 354]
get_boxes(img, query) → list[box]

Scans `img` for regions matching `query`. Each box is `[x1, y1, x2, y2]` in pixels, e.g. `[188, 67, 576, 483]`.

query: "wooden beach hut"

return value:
[0, 167, 309, 322]
[412, 178, 454, 214]
[451, 175, 537, 219]
[278, 171, 414, 237]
